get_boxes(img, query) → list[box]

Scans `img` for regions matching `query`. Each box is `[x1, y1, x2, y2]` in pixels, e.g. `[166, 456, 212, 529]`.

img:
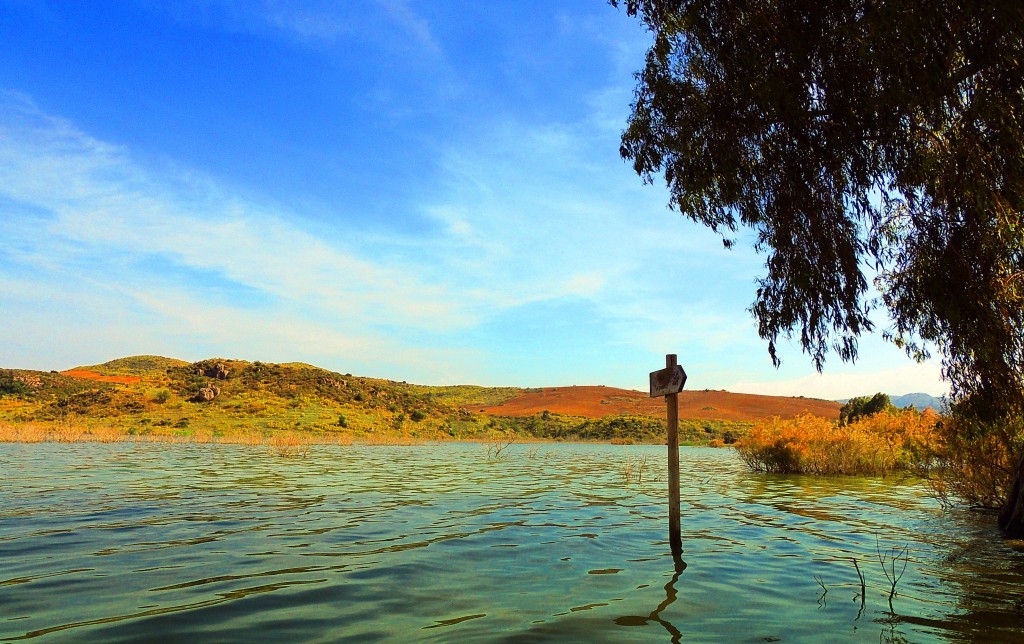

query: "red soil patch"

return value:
[61, 369, 142, 385]
[470, 386, 841, 422]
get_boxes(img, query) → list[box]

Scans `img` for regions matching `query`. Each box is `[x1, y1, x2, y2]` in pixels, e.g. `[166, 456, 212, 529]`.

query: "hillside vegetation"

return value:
[0, 355, 832, 445]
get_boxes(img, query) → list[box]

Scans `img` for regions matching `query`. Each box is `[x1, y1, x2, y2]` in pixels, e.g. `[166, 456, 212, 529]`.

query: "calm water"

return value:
[2, 443, 1024, 642]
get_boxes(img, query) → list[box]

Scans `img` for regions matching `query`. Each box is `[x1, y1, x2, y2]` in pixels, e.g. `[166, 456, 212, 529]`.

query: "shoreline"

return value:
[0, 420, 728, 449]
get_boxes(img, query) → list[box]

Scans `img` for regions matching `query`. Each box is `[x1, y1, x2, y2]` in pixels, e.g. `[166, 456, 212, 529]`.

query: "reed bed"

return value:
[736, 409, 941, 476]
[356, 432, 425, 446]
[0, 420, 357, 449]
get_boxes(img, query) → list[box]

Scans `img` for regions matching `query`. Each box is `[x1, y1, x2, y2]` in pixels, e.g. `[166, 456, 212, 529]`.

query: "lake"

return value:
[2, 442, 1024, 642]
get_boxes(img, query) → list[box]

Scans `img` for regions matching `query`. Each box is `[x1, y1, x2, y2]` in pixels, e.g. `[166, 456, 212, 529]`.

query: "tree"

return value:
[614, 1, 1024, 534]
[839, 393, 894, 425]
[0, 371, 29, 396]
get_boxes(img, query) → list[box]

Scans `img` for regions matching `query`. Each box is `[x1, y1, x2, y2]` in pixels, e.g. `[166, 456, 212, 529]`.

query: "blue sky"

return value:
[0, 0, 945, 399]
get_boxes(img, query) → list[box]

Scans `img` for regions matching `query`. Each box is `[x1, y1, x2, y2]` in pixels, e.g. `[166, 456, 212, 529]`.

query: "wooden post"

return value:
[649, 354, 686, 563]
[665, 354, 682, 559]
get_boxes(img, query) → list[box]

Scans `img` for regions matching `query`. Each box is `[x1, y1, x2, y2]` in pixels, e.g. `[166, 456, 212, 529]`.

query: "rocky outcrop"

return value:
[190, 383, 221, 402]
[195, 362, 230, 380]
[319, 377, 347, 390]
[14, 374, 43, 388]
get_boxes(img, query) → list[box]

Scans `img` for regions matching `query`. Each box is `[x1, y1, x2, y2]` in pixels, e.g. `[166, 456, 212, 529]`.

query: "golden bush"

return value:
[924, 415, 1022, 509]
[736, 409, 941, 476]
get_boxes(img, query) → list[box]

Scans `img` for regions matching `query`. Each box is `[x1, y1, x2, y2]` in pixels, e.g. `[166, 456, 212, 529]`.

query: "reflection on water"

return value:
[615, 557, 685, 642]
[2, 443, 1024, 642]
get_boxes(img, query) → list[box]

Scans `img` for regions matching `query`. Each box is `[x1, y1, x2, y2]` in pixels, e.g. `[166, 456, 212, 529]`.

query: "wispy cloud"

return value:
[0, 87, 749, 385]
[260, 2, 352, 43]
[151, 0, 353, 45]
[0, 86, 946, 396]
[0, 93, 497, 381]
[376, 0, 444, 58]
[0, 93, 472, 332]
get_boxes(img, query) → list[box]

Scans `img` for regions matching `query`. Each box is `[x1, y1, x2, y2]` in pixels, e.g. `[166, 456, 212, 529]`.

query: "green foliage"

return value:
[615, 0, 1024, 418]
[419, 385, 523, 408]
[839, 393, 896, 425]
[77, 355, 189, 377]
[0, 370, 96, 403]
[0, 371, 29, 396]
[482, 411, 750, 445]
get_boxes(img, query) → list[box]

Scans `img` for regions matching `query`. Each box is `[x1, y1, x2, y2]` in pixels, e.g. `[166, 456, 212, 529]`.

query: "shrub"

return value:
[736, 409, 940, 476]
[410, 410, 427, 422]
[0, 371, 29, 397]
[924, 414, 1023, 509]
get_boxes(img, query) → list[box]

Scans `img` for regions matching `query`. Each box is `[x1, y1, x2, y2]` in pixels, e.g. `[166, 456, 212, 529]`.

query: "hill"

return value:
[0, 355, 842, 445]
[77, 355, 190, 376]
[470, 385, 841, 421]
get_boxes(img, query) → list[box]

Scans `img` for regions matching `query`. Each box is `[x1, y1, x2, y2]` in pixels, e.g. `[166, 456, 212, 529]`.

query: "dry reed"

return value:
[0, 420, 357, 449]
[736, 409, 940, 476]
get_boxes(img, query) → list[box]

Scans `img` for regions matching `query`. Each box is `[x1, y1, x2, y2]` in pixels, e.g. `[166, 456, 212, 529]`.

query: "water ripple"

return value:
[2, 442, 1023, 642]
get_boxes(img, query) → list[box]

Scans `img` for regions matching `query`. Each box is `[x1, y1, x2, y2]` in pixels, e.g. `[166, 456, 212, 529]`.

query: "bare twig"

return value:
[621, 454, 651, 483]
[487, 432, 516, 459]
[814, 574, 828, 607]
[876, 536, 910, 611]
[852, 557, 866, 620]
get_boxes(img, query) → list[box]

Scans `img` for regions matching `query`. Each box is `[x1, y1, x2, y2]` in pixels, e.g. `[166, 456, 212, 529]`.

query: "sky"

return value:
[0, 0, 947, 399]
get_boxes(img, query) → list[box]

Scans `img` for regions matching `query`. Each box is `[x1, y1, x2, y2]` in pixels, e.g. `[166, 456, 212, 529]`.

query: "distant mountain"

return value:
[890, 393, 947, 412]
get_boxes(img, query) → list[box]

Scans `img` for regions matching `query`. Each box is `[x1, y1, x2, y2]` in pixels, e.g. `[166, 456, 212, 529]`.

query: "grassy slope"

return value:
[0, 356, 766, 443]
[76, 355, 190, 376]
[0, 358, 528, 441]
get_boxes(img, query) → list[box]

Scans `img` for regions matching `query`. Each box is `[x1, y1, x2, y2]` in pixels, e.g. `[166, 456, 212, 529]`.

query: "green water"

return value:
[2, 443, 1023, 642]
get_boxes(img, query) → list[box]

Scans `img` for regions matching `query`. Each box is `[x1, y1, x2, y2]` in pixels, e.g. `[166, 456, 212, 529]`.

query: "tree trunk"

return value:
[998, 454, 1024, 538]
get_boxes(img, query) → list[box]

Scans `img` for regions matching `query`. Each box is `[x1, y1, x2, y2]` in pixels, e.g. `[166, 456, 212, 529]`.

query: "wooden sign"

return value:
[652, 354, 686, 563]
[649, 364, 687, 398]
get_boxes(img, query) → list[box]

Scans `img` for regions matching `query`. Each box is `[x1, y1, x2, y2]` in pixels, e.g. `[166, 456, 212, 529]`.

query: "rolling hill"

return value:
[0, 355, 844, 444]
[470, 385, 840, 421]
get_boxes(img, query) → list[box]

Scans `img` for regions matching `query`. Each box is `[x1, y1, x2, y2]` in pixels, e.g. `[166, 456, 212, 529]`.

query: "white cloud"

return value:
[727, 361, 948, 400]
[376, 0, 444, 58]
[261, 3, 351, 43]
[0, 93, 475, 335]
